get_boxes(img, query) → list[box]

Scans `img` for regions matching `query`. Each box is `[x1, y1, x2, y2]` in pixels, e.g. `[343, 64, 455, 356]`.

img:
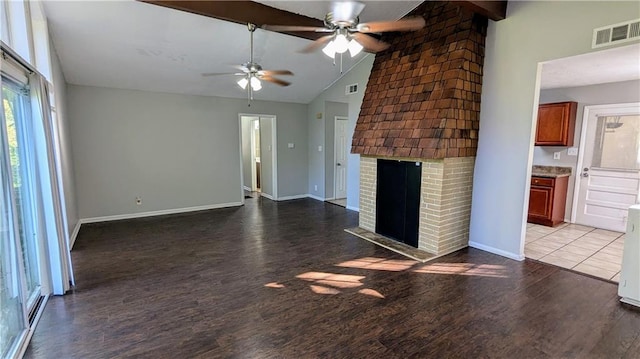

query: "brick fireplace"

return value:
[352, 1, 487, 256]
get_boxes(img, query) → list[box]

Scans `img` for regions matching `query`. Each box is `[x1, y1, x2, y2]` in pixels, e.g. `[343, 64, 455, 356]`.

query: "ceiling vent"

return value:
[592, 19, 640, 48]
[346, 83, 358, 95]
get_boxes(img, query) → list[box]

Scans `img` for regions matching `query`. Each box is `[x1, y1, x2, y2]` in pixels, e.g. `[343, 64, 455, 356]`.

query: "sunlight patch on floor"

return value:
[412, 262, 509, 278]
[335, 257, 417, 271]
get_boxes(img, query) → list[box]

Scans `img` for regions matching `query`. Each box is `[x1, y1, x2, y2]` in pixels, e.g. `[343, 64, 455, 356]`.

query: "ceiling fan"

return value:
[262, 1, 425, 59]
[202, 23, 293, 106]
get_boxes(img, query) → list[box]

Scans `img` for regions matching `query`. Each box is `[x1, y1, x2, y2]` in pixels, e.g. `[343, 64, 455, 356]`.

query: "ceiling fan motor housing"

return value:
[325, 12, 359, 29]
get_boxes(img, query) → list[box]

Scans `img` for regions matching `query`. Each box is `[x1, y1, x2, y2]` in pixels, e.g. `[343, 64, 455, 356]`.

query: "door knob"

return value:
[337, 163, 342, 166]
[582, 172, 589, 177]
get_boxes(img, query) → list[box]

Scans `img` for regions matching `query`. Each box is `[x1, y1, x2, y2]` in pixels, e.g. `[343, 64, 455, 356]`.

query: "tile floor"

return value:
[525, 223, 624, 282]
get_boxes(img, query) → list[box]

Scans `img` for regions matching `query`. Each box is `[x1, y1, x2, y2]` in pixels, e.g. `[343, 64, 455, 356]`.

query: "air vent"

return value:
[592, 19, 640, 48]
[346, 83, 358, 95]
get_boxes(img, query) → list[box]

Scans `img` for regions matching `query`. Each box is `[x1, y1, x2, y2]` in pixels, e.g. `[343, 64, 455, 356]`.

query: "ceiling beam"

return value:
[457, 1, 507, 21]
[138, 0, 327, 40]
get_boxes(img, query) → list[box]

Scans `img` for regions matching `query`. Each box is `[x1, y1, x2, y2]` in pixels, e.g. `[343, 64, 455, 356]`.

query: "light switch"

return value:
[318, 145, 323, 152]
[288, 143, 294, 148]
[567, 147, 578, 156]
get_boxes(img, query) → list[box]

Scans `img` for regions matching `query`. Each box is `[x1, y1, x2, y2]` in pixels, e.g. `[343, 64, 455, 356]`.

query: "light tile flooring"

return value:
[525, 223, 624, 282]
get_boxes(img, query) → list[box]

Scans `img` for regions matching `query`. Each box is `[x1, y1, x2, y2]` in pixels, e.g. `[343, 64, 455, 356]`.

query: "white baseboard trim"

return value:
[564, 218, 571, 223]
[80, 202, 243, 224]
[346, 205, 359, 212]
[243, 186, 251, 191]
[469, 241, 525, 261]
[69, 221, 81, 249]
[261, 193, 274, 200]
[277, 194, 309, 201]
[307, 194, 325, 201]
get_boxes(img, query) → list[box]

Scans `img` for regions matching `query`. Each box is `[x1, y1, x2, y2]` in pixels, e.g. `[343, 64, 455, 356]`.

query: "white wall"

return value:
[470, 0, 640, 260]
[68, 85, 307, 219]
[307, 55, 374, 208]
[50, 40, 79, 239]
[534, 80, 640, 220]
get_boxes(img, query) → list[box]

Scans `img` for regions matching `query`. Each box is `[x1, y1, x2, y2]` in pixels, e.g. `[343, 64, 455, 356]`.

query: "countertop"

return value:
[532, 165, 572, 178]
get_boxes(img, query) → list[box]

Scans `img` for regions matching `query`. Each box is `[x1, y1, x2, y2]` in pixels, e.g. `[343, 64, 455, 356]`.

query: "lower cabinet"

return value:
[528, 176, 569, 227]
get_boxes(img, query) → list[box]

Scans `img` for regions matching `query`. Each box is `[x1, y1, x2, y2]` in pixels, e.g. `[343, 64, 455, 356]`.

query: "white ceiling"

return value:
[43, 0, 421, 104]
[541, 43, 640, 89]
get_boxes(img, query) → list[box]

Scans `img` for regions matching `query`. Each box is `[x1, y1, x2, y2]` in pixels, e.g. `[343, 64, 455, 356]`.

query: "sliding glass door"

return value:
[0, 80, 28, 359]
[0, 75, 46, 357]
[3, 80, 42, 309]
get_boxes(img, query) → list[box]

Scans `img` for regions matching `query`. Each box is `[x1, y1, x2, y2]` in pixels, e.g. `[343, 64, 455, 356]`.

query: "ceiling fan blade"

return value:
[262, 25, 332, 32]
[261, 76, 291, 87]
[202, 72, 243, 77]
[352, 33, 390, 53]
[331, 1, 366, 22]
[356, 17, 425, 33]
[260, 70, 294, 76]
[299, 34, 335, 53]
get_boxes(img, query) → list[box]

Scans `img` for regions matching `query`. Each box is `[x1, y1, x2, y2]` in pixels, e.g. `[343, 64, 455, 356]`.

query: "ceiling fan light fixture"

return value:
[333, 33, 350, 54]
[237, 77, 249, 90]
[348, 39, 363, 57]
[322, 40, 337, 58]
[250, 76, 262, 91]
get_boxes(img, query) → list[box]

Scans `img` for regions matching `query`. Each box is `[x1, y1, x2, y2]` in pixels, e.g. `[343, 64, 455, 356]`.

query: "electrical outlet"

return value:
[553, 152, 561, 160]
[318, 145, 322, 152]
[314, 185, 318, 191]
[288, 143, 294, 148]
[135, 197, 142, 205]
[567, 147, 578, 156]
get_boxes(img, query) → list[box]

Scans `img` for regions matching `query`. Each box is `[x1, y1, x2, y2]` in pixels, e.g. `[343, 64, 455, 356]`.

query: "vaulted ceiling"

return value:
[43, 0, 424, 104]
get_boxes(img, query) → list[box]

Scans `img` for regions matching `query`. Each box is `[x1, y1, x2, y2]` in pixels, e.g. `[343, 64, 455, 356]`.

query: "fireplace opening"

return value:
[375, 159, 421, 248]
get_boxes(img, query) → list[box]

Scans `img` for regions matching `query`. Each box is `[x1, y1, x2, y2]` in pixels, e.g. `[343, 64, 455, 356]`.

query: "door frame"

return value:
[570, 102, 640, 224]
[238, 113, 278, 204]
[333, 116, 349, 200]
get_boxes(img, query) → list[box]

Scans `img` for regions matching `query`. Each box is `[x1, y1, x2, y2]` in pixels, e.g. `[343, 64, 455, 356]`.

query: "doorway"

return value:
[522, 44, 640, 282]
[239, 114, 277, 201]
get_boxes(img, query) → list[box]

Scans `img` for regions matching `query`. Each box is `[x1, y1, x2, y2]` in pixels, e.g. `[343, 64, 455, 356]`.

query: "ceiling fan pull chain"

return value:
[340, 52, 343, 74]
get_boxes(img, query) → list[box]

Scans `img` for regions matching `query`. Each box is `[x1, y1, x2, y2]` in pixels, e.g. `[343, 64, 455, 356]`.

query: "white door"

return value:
[574, 103, 640, 232]
[334, 117, 348, 199]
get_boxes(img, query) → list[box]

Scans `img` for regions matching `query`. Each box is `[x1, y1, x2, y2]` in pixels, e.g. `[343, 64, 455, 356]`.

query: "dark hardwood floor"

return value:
[24, 197, 640, 358]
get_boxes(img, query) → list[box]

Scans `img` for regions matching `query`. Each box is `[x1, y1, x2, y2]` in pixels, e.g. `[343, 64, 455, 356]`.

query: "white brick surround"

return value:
[359, 156, 475, 255]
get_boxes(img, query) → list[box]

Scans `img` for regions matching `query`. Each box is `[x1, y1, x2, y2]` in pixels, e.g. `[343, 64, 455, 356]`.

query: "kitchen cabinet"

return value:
[528, 176, 569, 227]
[535, 101, 577, 146]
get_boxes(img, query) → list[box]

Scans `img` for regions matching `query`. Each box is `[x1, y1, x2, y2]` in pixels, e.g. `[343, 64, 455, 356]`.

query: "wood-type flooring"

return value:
[24, 197, 640, 358]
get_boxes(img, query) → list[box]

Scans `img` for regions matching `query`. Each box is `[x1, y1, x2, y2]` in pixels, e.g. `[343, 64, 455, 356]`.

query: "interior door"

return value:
[334, 117, 348, 199]
[575, 104, 640, 232]
[258, 116, 276, 199]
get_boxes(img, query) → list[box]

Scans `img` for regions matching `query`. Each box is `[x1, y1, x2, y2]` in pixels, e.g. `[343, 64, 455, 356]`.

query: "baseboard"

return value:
[468, 241, 525, 261]
[307, 194, 325, 201]
[277, 194, 309, 201]
[261, 193, 274, 200]
[346, 205, 359, 212]
[80, 202, 243, 224]
[243, 186, 251, 191]
[69, 221, 81, 250]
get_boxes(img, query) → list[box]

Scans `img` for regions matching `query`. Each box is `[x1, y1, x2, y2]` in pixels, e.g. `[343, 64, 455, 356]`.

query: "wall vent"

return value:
[346, 83, 358, 95]
[592, 19, 640, 48]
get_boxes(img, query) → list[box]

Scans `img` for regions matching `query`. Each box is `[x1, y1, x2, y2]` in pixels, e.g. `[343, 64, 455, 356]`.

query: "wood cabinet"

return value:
[528, 176, 569, 227]
[535, 101, 577, 146]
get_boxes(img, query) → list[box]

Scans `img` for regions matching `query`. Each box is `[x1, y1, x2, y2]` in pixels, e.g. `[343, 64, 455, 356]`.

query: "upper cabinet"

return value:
[535, 101, 578, 146]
